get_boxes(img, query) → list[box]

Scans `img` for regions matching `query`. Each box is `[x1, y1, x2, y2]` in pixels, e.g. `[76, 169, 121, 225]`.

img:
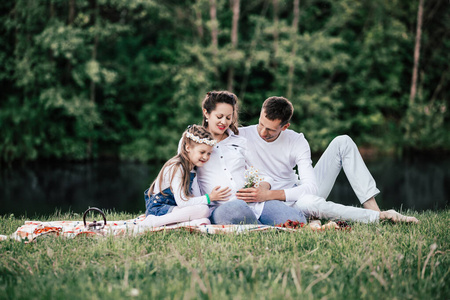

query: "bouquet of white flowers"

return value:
[243, 166, 263, 188]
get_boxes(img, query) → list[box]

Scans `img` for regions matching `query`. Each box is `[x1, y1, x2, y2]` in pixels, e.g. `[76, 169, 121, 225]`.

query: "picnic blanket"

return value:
[0, 215, 349, 244]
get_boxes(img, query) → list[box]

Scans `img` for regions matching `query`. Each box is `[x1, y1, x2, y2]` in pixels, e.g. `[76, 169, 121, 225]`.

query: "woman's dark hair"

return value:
[201, 91, 239, 134]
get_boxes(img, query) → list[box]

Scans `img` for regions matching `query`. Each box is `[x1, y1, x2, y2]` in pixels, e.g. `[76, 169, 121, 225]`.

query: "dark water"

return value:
[0, 161, 153, 218]
[0, 156, 449, 217]
[325, 155, 450, 212]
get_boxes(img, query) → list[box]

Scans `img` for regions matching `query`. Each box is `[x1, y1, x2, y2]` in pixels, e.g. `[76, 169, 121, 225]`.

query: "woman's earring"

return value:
[205, 118, 208, 123]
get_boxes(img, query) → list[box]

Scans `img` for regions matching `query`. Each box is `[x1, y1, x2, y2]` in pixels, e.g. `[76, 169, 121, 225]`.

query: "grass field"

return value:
[0, 209, 449, 300]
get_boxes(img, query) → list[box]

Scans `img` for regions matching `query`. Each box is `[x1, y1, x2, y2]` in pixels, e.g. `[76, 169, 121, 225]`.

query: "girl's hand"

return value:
[209, 186, 232, 201]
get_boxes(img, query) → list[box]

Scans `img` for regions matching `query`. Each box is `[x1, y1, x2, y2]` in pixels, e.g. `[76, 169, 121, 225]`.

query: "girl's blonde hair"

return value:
[148, 125, 215, 199]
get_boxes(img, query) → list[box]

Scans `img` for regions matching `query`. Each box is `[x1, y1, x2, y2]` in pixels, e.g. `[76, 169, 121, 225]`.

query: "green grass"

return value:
[0, 210, 449, 300]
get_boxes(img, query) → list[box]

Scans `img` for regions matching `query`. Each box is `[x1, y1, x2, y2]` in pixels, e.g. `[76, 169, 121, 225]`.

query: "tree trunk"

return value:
[238, 1, 270, 100]
[90, 35, 98, 104]
[209, 0, 218, 56]
[209, 0, 219, 78]
[227, 0, 240, 92]
[409, 0, 424, 105]
[287, 0, 299, 99]
[195, 0, 204, 39]
[88, 0, 99, 158]
[230, 0, 239, 47]
[65, 0, 76, 84]
[90, 1, 99, 104]
[272, 0, 279, 69]
[68, 0, 75, 24]
[50, 1, 55, 19]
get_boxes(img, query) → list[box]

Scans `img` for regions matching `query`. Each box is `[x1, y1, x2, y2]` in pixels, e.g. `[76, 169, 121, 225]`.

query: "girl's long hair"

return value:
[202, 91, 239, 134]
[147, 125, 214, 199]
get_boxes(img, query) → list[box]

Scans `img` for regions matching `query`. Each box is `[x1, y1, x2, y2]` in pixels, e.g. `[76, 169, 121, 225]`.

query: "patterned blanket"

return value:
[0, 215, 349, 243]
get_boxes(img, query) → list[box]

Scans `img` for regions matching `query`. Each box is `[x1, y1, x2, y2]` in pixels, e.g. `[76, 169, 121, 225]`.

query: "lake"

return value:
[0, 156, 448, 218]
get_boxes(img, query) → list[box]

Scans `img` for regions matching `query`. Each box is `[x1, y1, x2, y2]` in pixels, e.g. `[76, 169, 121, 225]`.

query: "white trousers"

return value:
[294, 135, 380, 223]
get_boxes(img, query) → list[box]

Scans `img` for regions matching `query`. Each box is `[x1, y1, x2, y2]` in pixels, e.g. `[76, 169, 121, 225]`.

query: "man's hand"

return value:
[237, 186, 286, 203]
[236, 185, 270, 202]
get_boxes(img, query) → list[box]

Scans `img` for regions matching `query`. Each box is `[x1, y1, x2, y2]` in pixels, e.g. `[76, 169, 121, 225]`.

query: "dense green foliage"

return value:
[1, 0, 449, 163]
[0, 210, 449, 299]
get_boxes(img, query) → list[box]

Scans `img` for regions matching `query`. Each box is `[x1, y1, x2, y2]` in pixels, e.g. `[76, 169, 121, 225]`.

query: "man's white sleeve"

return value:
[283, 136, 318, 202]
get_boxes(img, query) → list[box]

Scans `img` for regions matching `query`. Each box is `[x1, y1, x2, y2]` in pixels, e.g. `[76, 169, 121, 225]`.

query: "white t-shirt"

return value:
[239, 125, 318, 203]
[196, 129, 272, 219]
[152, 164, 208, 208]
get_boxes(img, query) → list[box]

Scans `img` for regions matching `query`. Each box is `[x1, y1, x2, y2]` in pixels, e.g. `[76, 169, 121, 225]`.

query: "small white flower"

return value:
[243, 166, 262, 188]
[130, 288, 140, 297]
[185, 132, 217, 146]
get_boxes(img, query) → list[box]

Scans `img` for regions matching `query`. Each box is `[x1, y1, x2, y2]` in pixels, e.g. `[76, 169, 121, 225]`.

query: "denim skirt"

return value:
[144, 188, 177, 216]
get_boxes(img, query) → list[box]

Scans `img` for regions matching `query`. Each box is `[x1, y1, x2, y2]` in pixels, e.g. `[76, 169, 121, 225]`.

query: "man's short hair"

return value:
[262, 96, 293, 126]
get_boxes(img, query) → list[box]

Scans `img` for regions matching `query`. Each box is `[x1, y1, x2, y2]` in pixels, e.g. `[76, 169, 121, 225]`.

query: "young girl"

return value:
[139, 125, 231, 229]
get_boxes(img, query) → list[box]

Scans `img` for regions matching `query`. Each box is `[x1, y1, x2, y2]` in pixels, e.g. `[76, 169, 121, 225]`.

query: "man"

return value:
[236, 96, 418, 223]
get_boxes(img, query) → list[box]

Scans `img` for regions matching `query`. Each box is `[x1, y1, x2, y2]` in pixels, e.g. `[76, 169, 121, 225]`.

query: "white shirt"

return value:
[239, 125, 318, 203]
[152, 164, 208, 208]
[196, 129, 272, 219]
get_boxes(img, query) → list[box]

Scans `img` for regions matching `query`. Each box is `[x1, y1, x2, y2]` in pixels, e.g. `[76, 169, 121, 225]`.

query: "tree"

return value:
[286, 0, 299, 99]
[0, 0, 448, 163]
[227, 0, 240, 92]
[409, 0, 424, 105]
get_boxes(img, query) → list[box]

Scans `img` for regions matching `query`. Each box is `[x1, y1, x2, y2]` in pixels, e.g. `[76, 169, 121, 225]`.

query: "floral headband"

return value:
[185, 131, 217, 146]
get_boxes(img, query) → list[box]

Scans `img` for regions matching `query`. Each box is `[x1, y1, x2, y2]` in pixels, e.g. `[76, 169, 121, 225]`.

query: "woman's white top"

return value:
[195, 129, 273, 219]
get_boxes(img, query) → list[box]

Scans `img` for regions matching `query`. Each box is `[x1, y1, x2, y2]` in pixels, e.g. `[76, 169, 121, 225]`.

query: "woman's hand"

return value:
[209, 186, 232, 201]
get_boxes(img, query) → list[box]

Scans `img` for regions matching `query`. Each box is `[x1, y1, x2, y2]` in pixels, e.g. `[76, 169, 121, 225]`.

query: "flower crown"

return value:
[185, 131, 217, 146]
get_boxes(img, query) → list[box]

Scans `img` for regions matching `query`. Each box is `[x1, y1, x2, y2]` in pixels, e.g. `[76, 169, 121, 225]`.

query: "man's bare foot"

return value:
[363, 197, 381, 212]
[380, 210, 419, 224]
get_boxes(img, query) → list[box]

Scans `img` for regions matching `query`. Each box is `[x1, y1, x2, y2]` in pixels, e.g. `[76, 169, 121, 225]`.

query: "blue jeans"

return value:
[210, 200, 258, 224]
[259, 200, 306, 225]
[210, 200, 306, 225]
